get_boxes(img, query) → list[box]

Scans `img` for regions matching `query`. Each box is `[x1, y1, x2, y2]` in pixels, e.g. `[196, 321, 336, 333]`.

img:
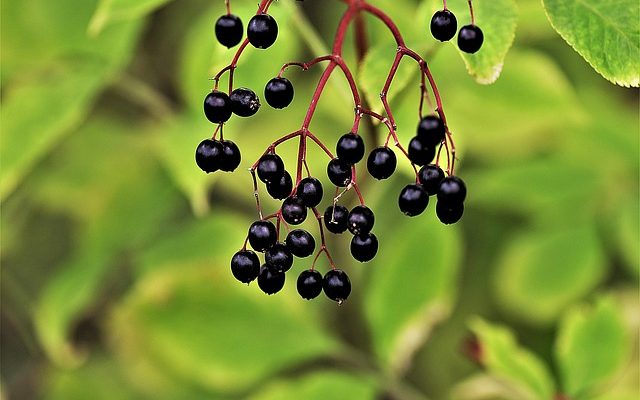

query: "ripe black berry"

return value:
[247, 14, 278, 49]
[265, 242, 293, 272]
[347, 205, 375, 235]
[323, 205, 348, 234]
[281, 196, 307, 225]
[367, 147, 396, 180]
[257, 153, 285, 183]
[297, 177, 323, 207]
[285, 229, 315, 257]
[418, 164, 445, 195]
[204, 91, 232, 123]
[258, 265, 285, 295]
[436, 200, 464, 224]
[437, 176, 467, 203]
[215, 14, 243, 48]
[327, 157, 352, 187]
[248, 220, 277, 252]
[264, 77, 294, 109]
[297, 269, 323, 300]
[350, 232, 378, 262]
[430, 10, 457, 42]
[219, 140, 241, 172]
[417, 115, 445, 146]
[230, 87, 260, 117]
[195, 139, 223, 173]
[336, 133, 365, 164]
[458, 24, 484, 54]
[398, 184, 429, 216]
[323, 269, 351, 303]
[266, 170, 293, 200]
[230, 250, 260, 283]
[408, 136, 436, 166]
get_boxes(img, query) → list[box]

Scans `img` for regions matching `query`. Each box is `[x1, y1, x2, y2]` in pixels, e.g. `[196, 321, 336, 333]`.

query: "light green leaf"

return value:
[542, 0, 640, 87]
[494, 224, 607, 325]
[555, 297, 629, 398]
[450, 373, 547, 400]
[469, 318, 556, 400]
[609, 195, 640, 278]
[89, 0, 172, 35]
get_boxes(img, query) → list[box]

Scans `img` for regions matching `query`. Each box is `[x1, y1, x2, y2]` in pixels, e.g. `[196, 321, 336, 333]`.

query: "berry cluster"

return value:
[197, 0, 480, 304]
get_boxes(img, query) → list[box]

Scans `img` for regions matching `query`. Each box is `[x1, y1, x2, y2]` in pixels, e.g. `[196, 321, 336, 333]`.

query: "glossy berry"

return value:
[264, 77, 294, 109]
[204, 91, 232, 123]
[367, 147, 396, 180]
[323, 205, 349, 234]
[257, 153, 285, 183]
[323, 269, 351, 303]
[336, 133, 365, 164]
[257, 265, 285, 295]
[215, 14, 243, 48]
[248, 220, 277, 252]
[436, 200, 464, 224]
[417, 115, 445, 146]
[230, 87, 260, 117]
[458, 24, 484, 54]
[418, 164, 445, 195]
[247, 14, 278, 49]
[347, 205, 375, 235]
[230, 250, 260, 283]
[297, 177, 323, 207]
[265, 242, 293, 272]
[430, 10, 457, 42]
[281, 196, 307, 225]
[350, 232, 378, 262]
[219, 140, 241, 172]
[398, 184, 429, 216]
[285, 229, 315, 257]
[266, 170, 293, 200]
[327, 157, 352, 187]
[408, 136, 436, 166]
[297, 269, 323, 300]
[195, 139, 223, 173]
[437, 176, 467, 203]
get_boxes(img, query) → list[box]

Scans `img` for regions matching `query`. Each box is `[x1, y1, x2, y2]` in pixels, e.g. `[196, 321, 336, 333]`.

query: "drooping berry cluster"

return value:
[197, 0, 481, 304]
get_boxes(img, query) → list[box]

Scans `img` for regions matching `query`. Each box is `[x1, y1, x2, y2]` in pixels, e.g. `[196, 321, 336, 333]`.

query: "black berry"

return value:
[297, 177, 323, 207]
[347, 205, 375, 235]
[367, 147, 397, 180]
[219, 140, 241, 172]
[408, 136, 436, 166]
[323, 205, 348, 234]
[265, 242, 293, 272]
[266, 170, 293, 200]
[417, 115, 445, 146]
[297, 269, 323, 300]
[430, 10, 457, 42]
[418, 164, 445, 195]
[247, 14, 278, 49]
[248, 220, 277, 252]
[215, 14, 243, 48]
[336, 133, 365, 164]
[350, 232, 379, 262]
[458, 24, 484, 54]
[327, 157, 352, 187]
[285, 229, 315, 257]
[230, 250, 260, 283]
[265, 77, 294, 109]
[195, 139, 223, 173]
[323, 269, 351, 303]
[437, 176, 467, 203]
[257, 153, 285, 183]
[230, 87, 260, 117]
[398, 184, 429, 216]
[204, 91, 232, 123]
[436, 200, 464, 224]
[281, 196, 307, 225]
[258, 265, 285, 295]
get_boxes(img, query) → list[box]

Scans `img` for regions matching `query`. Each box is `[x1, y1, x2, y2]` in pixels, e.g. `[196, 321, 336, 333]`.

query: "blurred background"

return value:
[1, 0, 638, 399]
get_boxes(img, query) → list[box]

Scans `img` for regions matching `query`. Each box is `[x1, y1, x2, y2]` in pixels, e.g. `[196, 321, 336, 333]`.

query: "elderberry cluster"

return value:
[430, 8, 484, 53]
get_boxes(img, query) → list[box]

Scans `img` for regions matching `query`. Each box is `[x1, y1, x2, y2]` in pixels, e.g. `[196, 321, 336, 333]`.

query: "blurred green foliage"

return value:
[1, 0, 638, 399]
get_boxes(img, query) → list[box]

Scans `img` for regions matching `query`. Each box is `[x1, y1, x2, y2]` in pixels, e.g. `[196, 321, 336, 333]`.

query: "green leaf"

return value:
[89, 0, 172, 35]
[247, 371, 379, 400]
[555, 297, 629, 398]
[542, 0, 640, 87]
[609, 195, 640, 278]
[443, 0, 519, 84]
[469, 318, 556, 400]
[493, 224, 607, 325]
[450, 373, 546, 400]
